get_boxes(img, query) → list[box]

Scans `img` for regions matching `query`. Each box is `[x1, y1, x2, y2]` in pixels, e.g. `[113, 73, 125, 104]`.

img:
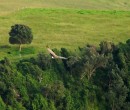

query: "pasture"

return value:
[0, 0, 130, 60]
[1, 0, 130, 15]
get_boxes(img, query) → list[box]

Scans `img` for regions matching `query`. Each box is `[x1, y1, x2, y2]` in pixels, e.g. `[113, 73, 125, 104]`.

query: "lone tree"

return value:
[9, 24, 33, 51]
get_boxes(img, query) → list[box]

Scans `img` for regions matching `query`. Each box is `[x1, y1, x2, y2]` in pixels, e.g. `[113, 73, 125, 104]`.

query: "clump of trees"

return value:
[2, 23, 130, 109]
[1, 32, 130, 109]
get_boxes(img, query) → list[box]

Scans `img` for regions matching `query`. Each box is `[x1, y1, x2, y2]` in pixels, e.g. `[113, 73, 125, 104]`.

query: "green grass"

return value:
[0, 8, 130, 60]
[1, 0, 130, 15]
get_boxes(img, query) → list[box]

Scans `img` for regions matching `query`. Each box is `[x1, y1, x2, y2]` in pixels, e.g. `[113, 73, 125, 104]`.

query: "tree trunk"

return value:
[19, 44, 22, 52]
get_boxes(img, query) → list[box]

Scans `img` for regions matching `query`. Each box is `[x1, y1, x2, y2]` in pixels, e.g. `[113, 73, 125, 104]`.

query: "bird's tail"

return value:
[58, 56, 68, 60]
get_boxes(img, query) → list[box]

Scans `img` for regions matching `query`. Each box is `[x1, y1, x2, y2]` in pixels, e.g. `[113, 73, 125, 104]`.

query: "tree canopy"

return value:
[9, 24, 33, 51]
[1, 39, 130, 109]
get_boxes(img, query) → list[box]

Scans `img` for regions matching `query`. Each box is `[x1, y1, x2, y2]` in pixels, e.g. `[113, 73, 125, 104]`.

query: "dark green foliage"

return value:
[0, 96, 6, 110]
[67, 56, 82, 75]
[1, 40, 130, 110]
[36, 52, 51, 70]
[0, 81, 7, 95]
[106, 69, 128, 110]
[126, 39, 130, 46]
[67, 45, 107, 80]
[9, 24, 33, 44]
[61, 48, 70, 71]
[9, 24, 33, 51]
[17, 61, 43, 82]
[43, 81, 65, 100]
[99, 41, 114, 55]
[30, 94, 49, 110]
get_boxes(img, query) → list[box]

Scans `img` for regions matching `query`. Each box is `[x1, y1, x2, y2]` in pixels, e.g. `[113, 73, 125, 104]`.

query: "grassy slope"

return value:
[0, 0, 130, 60]
[1, 9, 130, 60]
[1, 0, 130, 15]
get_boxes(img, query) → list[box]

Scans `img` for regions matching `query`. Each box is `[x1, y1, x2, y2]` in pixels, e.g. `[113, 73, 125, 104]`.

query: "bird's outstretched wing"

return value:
[46, 46, 68, 60]
[47, 47, 59, 58]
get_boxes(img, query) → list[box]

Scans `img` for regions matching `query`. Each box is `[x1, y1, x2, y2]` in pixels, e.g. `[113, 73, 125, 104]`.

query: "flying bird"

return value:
[46, 46, 68, 60]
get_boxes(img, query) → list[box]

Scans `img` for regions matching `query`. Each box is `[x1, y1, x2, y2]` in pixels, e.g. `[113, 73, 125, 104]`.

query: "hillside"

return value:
[1, 0, 130, 15]
[1, 1, 130, 110]
[1, 40, 130, 110]
[0, 9, 130, 60]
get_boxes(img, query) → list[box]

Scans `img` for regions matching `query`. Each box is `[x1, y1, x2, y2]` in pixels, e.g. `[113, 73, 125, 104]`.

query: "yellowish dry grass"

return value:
[1, 0, 130, 15]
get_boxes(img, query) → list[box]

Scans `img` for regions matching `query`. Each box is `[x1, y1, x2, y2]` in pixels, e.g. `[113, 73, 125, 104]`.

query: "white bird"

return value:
[46, 46, 68, 60]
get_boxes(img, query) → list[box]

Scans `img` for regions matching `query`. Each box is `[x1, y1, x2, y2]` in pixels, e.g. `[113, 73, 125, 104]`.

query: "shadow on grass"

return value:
[0, 45, 36, 60]
[10, 46, 35, 55]
[0, 45, 11, 49]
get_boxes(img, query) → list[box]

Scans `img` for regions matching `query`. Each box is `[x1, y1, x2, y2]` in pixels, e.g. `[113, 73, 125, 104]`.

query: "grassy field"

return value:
[0, 0, 130, 60]
[1, 0, 130, 15]
[0, 8, 130, 60]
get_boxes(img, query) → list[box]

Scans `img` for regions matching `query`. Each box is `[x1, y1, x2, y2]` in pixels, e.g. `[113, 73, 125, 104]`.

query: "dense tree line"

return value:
[0, 40, 130, 110]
